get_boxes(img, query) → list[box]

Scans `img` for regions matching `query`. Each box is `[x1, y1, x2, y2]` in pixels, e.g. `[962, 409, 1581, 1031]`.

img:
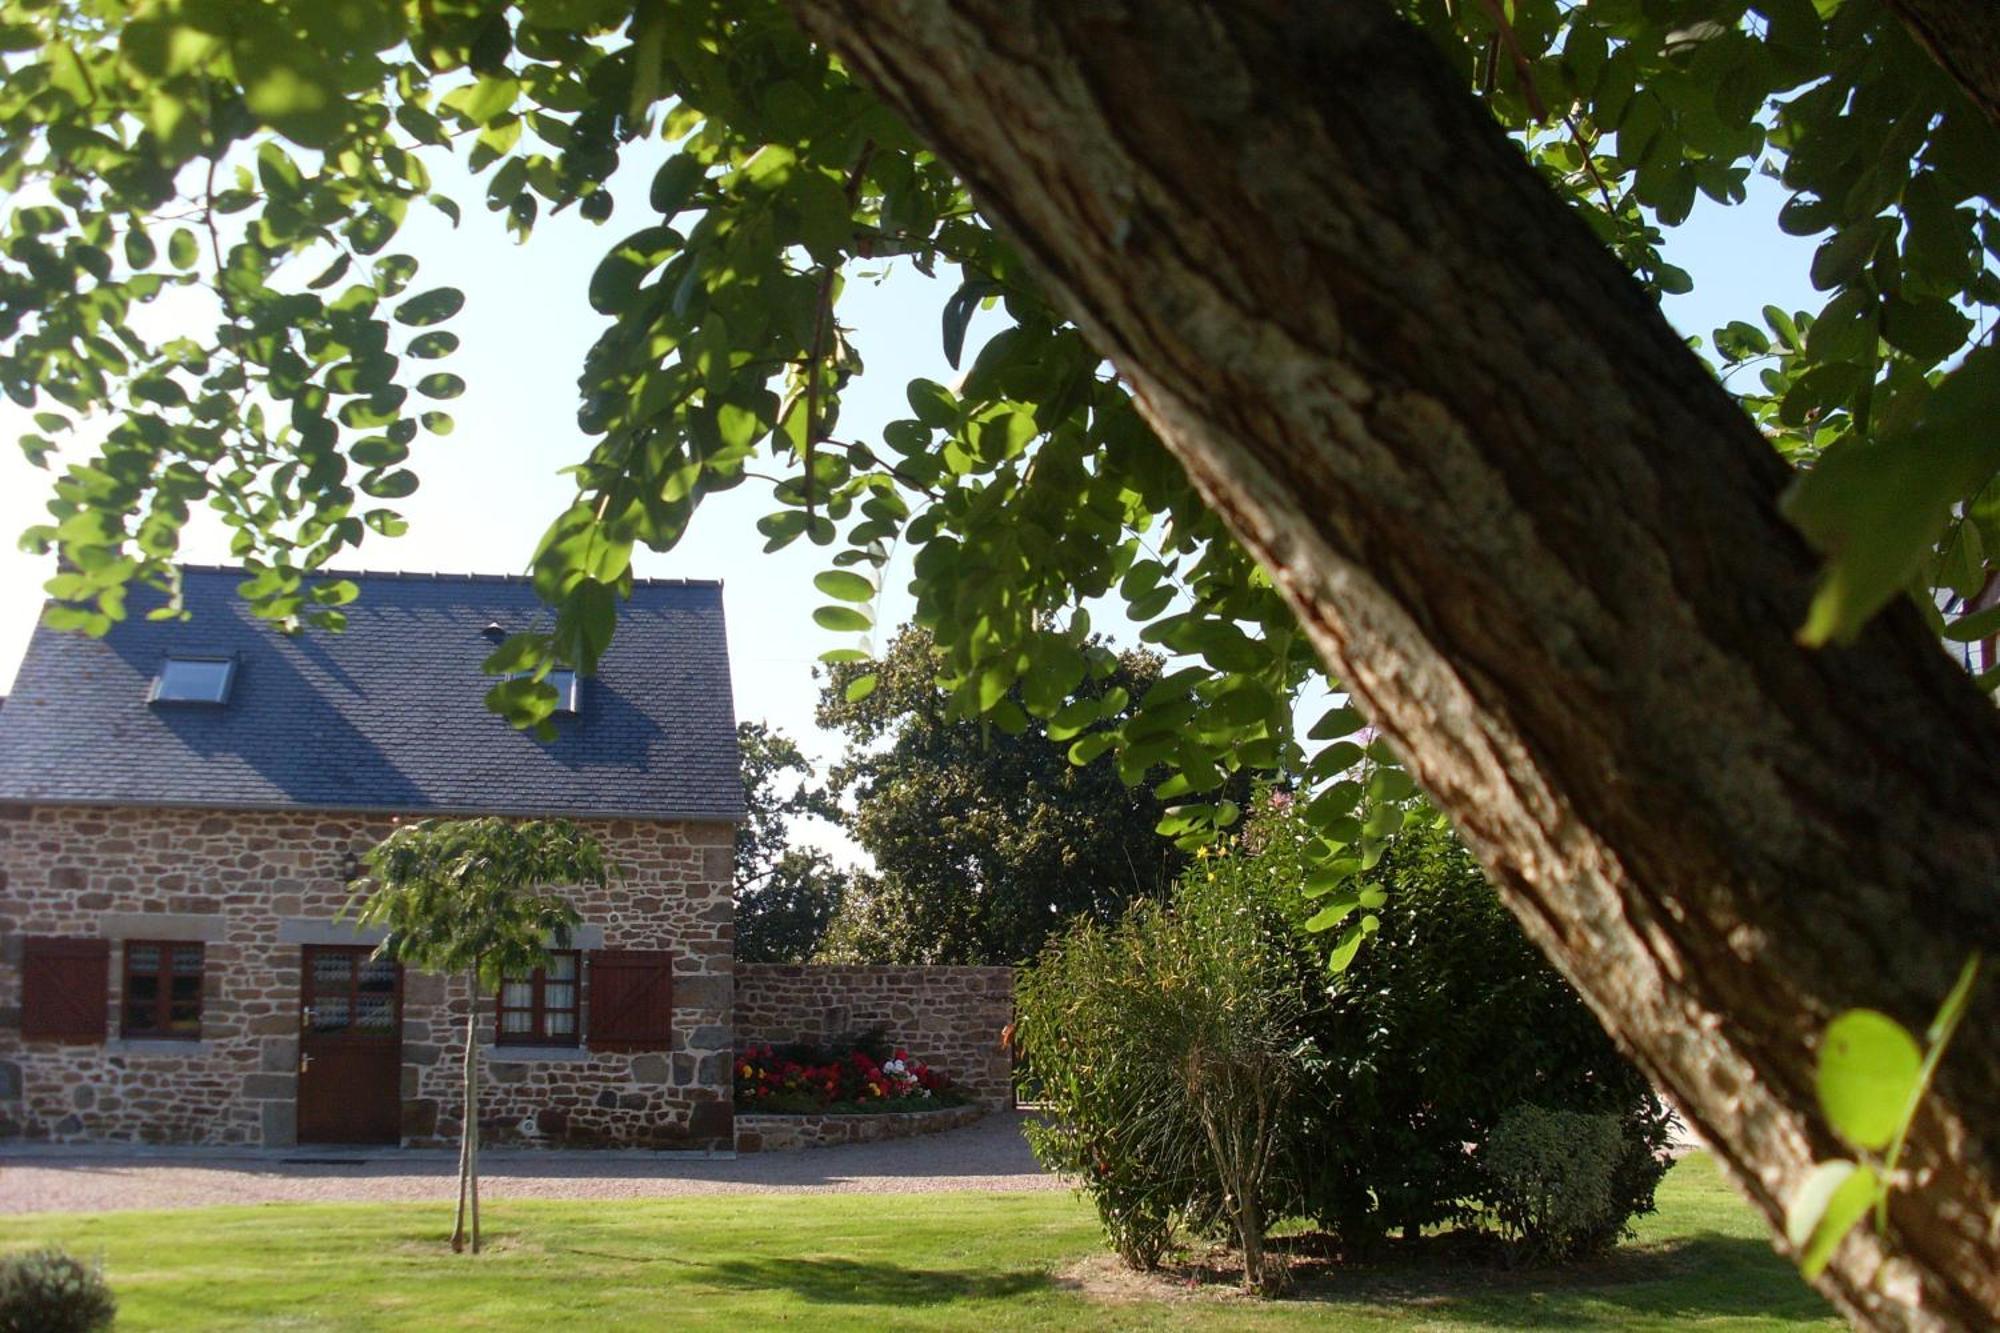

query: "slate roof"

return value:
[0, 567, 743, 823]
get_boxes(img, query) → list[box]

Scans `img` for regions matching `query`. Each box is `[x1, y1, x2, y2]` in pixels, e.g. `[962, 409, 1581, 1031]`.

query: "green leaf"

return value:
[907, 379, 958, 430]
[813, 605, 871, 632]
[1068, 733, 1115, 766]
[1785, 1159, 1880, 1280]
[650, 153, 705, 216]
[394, 287, 466, 327]
[1880, 297, 1972, 366]
[1308, 705, 1361, 740]
[408, 331, 459, 359]
[941, 277, 999, 369]
[1816, 1009, 1922, 1152]
[814, 570, 874, 602]
[416, 373, 465, 400]
[167, 228, 199, 270]
[443, 73, 520, 126]
[843, 673, 879, 703]
[1786, 346, 2000, 643]
[1326, 919, 1369, 972]
[233, 11, 347, 146]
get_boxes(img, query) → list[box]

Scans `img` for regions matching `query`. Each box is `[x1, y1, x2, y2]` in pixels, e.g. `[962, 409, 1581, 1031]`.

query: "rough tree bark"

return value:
[786, 2, 2000, 1327]
[1881, 0, 2000, 130]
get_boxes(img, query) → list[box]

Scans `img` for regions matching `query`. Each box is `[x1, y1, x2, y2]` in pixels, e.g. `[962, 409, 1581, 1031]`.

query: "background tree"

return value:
[352, 817, 604, 1254]
[5, 0, 2000, 1320]
[733, 719, 848, 962]
[814, 626, 1197, 964]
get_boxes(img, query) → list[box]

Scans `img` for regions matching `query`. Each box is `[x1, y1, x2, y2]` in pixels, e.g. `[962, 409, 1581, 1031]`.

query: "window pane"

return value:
[547, 953, 577, 981]
[154, 657, 233, 703]
[126, 972, 160, 1004]
[167, 1003, 200, 1033]
[501, 1011, 533, 1035]
[358, 959, 397, 993]
[502, 980, 533, 1007]
[548, 670, 580, 714]
[169, 974, 200, 1003]
[124, 1001, 156, 1032]
[313, 953, 352, 991]
[356, 995, 395, 1032]
[127, 944, 160, 974]
[171, 946, 203, 974]
[546, 1011, 575, 1036]
[312, 997, 350, 1032]
[543, 982, 575, 1012]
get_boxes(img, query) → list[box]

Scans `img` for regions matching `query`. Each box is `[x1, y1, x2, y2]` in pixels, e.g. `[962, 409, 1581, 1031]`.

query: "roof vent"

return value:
[481, 622, 507, 643]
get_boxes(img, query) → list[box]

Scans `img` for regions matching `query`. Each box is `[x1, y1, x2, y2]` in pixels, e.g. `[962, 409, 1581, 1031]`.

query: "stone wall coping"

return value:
[736, 963, 1015, 975]
[734, 1105, 976, 1121]
[105, 1039, 215, 1058]
[275, 918, 389, 947]
[480, 1045, 598, 1065]
[97, 913, 228, 943]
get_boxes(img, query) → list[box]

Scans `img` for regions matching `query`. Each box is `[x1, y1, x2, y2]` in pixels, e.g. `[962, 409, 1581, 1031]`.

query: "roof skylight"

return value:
[150, 656, 236, 706]
[547, 669, 581, 715]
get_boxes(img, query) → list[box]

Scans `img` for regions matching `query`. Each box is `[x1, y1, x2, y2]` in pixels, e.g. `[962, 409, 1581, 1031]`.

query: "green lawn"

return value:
[0, 1154, 1837, 1330]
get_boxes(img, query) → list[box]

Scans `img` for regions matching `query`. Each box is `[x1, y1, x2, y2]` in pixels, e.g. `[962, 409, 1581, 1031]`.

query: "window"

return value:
[497, 951, 580, 1045]
[503, 669, 581, 716]
[20, 937, 109, 1044]
[150, 656, 235, 705]
[122, 941, 204, 1039]
[547, 669, 581, 715]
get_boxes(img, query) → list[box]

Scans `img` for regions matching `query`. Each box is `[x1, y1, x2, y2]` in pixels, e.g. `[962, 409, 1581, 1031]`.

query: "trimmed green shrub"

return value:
[1483, 1104, 1627, 1262]
[1014, 870, 1304, 1286]
[0, 1248, 115, 1333]
[1018, 792, 1675, 1278]
[1280, 806, 1676, 1247]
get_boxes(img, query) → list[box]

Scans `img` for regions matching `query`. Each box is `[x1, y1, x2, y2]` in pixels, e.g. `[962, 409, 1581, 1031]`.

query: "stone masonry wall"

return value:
[734, 964, 1014, 1108]
[735, 1104, 985, 1153]
[0, 804, 736, 1150]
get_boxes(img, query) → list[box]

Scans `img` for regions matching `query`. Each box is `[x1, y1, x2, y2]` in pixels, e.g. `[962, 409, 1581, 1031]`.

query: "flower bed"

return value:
[734, 1039, 970, 1114]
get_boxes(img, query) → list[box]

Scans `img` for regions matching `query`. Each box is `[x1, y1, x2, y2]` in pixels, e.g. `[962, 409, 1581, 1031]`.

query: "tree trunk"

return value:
[452, 1107, 469, 1254]
[466, 972, 482, 1255]
[786, 2, 2000, 1327]
[454, 972, 479, 1254]
[1879, 0, 2000, 130]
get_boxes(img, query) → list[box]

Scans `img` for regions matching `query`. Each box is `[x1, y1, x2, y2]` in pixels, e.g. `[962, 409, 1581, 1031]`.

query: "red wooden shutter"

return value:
[20, 937, 109, 1043]
[586, 950, 673, 1051]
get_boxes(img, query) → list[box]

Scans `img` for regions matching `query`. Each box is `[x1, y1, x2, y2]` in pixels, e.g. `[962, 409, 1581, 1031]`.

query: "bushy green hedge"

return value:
[1286, 808, 1675, 1247]
[1483, 1104, 1629, 1262]
[1015, 796, 1674, 1276]
[1014, 870, 1304, 1287]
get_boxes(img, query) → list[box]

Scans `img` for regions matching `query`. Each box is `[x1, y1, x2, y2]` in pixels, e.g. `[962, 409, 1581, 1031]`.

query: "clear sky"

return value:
[0, 138, 1819, 863]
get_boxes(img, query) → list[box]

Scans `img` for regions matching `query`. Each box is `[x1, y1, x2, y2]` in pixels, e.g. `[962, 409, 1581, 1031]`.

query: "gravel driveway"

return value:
[0, 1111, 1064, 1214]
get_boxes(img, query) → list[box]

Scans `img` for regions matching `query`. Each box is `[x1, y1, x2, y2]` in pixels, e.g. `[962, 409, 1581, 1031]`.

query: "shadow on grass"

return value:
[1282, 1231, 1832, 1326]
[681, 1255, 1051, 1306]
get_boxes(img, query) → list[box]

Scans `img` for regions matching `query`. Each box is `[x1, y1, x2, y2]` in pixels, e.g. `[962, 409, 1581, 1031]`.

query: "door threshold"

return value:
[279, 1155, 379, 1165]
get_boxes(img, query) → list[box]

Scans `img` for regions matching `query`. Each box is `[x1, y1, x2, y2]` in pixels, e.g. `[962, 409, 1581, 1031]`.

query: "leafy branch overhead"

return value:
[4, 0, 1994, 932]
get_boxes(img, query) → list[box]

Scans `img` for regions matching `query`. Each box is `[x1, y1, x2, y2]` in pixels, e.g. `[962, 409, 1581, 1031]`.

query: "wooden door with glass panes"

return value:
[297, 945, 403, 1144]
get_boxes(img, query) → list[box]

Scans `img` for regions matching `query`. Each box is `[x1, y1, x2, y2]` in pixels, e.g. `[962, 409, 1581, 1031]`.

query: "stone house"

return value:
[0, 567, 744, 1151]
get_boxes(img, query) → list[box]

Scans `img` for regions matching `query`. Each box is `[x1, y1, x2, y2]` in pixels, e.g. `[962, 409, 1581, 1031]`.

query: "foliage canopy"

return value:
[6, 0, 1992, 981]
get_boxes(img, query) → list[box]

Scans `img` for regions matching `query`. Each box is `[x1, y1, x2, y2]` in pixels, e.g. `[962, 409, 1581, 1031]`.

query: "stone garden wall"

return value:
[0, 803, 736, 1151]
[735, 1103, 984, 1153]
[734, 964, 1015, 1108]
